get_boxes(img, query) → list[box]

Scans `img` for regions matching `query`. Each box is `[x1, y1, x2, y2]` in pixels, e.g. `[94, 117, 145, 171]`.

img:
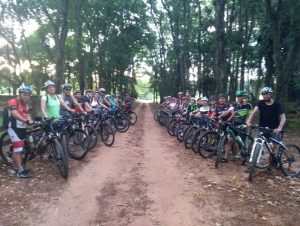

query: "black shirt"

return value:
[257, 100, 284, 129]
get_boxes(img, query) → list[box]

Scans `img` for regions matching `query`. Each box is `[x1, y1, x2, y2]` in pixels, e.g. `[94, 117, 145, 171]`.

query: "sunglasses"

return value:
[64, 89, 71, 91]
[261, 92, 270, 95]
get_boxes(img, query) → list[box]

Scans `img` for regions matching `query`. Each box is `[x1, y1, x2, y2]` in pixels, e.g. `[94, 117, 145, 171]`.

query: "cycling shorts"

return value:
[7, 128, 26, 153]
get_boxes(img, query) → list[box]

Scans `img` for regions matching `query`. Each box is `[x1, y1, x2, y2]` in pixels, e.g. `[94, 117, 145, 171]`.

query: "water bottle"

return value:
[236, 135, 244, 147]
[28, 134, 34, 143]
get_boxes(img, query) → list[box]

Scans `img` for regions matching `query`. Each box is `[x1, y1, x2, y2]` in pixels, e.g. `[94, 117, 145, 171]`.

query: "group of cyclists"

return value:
[1, 81, 134, 178]
[157, 87, 286, 172]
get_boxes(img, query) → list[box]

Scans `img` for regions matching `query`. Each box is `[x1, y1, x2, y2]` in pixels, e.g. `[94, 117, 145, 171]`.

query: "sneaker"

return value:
[244, 166, 255, 173]
[221, 157, 228, 163]
[16, 168, 32, 179]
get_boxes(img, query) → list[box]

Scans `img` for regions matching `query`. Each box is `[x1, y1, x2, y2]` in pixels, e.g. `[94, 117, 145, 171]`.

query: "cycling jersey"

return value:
[233, 102, 252, 124]
[215, 104, 232, 120]
[187, 104, 198, 112]
[7, 98, 28, 129]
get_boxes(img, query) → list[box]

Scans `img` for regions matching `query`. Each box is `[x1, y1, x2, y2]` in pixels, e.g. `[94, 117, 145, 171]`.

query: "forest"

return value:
[0, 0, 299, 105]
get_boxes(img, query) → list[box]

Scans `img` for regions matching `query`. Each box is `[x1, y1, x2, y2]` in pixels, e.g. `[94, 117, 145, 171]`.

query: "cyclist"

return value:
[73, 90, 93, 112]
[60, 83, 86, 116]
[213, 93, 232, 120]
[220, 90, 252, 163]
[80, 89, 94, 112]
[208, 95, 218, 119]
[41, 80, 73, 118]
[98, 88, 111, 107]
[246, 87, 286, 143]
[6, 84, 33, 178]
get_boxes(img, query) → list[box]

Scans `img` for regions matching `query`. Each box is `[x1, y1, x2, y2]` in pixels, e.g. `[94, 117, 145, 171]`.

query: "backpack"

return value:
[2, 98, 19, 129]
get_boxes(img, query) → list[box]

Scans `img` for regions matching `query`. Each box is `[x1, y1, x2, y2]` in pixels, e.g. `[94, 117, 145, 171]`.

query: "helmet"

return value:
[209, 95, 217, 101]
[178, 91, 183, 95]
[18, 84, 32, 94]
[62, 83, 72, 89]
[190, 97, 196, 101]
[236, 90, 247, 96]
[99, 88, 106, 92]
[116, 93, 121, 96]
[201, 97, 208, 102]
[261, 87, 273, 94]
[105, 94, 111, 98]
[74, 89, 82, 94]
[218, 93, 227, 99]
[44, 80, 55, 88]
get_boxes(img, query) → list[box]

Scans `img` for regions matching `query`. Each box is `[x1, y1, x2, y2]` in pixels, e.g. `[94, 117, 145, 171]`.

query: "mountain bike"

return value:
[248, 125, 300, 181]
[0, 119, 68, 178]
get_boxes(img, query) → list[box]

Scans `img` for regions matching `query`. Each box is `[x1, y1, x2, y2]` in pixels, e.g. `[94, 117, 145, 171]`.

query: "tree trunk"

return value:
[215, 0, 227, 94]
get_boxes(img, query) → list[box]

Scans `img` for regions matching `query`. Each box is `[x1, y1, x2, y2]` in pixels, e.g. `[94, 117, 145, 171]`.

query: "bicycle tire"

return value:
[215, 136, 227, 168]
[115, 115, 130, 132]
[84, 125, 99, 150]
[0, 131, 13, 166]
[248, 144, 261, 181]
[100, 121, 115, 147]
[184, 126, 198, 149]
[167, 119, 177, 136]
[191, 128, 206, 153]
[61, 134, 69, 166]
[280, 144, 300, 177]
[51, 138, 68, 179]
[198, 131, 220, 158]
[129, 112, 137, 125]
[68, 128, 89, 160]
[177, 124, 189, 142]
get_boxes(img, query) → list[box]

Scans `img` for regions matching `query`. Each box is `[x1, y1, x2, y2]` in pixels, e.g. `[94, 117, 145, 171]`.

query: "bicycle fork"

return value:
[249, 138, 264, 163]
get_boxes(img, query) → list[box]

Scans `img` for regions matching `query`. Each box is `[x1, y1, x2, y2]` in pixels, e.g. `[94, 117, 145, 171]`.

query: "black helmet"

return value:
[218, 93, 227, 99]
[209, 95, 217, 101]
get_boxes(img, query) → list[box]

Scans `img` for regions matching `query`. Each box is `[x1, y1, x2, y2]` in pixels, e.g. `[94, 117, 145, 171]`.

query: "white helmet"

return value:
[201, 97, 208, 102]
[99, 88, 106, 92]
[105, 94, 111, 98]
[44, 80, 55, 88]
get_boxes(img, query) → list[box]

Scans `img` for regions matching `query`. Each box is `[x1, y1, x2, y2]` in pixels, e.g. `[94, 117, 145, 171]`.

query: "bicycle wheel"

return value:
[116, 115, 130, 132]
[215, 136, 227, 168]
[61, 134, 69, 166]
[84, 125, 99, 150]
[68, 128, 89, 160]
[177, 124, 189, 142]
[51, 138, 68, 179]
[249, 144, 262, 181]
[100, 121, 115, 147]
[129, 112, 137, 125]
[198, 131, 220, 158]
[191, 128, 206, 153]
[0, 131, 13, 166]
[255, 143, 271, 169]
[280, 144, 300, 177]
[184, 126, 198, 149]
[167, 119, 177, 136]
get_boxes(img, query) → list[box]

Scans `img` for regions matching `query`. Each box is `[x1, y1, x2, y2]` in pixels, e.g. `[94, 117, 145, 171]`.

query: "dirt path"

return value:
[1, 102, 300, 226]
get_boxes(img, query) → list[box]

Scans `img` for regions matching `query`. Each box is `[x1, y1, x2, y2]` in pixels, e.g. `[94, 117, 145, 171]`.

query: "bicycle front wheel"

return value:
[280, 144, 300, 177]
[84, 125, 99, 150]
[51, 138, 68, 179]
[68, 129, 89, 160]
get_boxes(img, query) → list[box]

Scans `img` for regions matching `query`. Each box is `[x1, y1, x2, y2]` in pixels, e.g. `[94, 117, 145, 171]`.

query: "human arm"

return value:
[246, 106, 259, 127]
[59, 96, 75, 113]
[273, 113, 286, 133]
[41, 97, 48, 118]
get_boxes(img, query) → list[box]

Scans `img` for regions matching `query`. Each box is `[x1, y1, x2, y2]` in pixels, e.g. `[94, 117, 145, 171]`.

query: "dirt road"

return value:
[1, 102, 300, 226]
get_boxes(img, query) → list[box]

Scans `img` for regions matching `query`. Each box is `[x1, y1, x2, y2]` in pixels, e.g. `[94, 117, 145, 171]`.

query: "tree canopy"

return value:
[0, 0, 299, 103]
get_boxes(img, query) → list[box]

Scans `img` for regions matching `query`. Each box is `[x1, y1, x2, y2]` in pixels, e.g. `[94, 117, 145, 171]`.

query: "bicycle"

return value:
[0, 119, 68, 178]
[214, 121, 254, 168]
[248, 125, 300, 181]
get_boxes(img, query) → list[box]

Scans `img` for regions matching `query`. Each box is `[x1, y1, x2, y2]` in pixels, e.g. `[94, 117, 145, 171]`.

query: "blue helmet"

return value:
[18, 84, 32, 94]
